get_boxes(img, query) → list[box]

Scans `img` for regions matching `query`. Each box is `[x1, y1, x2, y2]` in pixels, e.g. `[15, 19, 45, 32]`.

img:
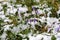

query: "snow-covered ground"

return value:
[0, 0, 60, 40]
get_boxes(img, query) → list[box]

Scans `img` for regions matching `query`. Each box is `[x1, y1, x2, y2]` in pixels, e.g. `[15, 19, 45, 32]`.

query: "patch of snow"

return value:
[0, 6, 3, 10]
[37, 9, 44, 14]
[43, 35, 51, 40]
[44, 7, 52, 12]
[4, 17, 12, 22]
[18, 7, 28, 13]
[0, 15, 6, 19]
[55, 33, 60, 40]
[35, 0, 40, 2]
[47, 17, 58, 27]
[0, 32, 7, 40]
[40, 16, 46, 22]
[4, 25, 13, 31]
[0, 11, 4, 15]
[11, 26, 20, 34]
[32, 11, 36, 14]
[28, 34, 44, 40]
[57, 10, 60, 14]
[9, 8, 17, 15]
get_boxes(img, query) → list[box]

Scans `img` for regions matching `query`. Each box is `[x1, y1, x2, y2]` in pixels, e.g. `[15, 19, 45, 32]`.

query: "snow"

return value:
[57, 10, 60, 14]
[37, 9, 44, 14]
[11, 27, 20, 34]
[47, 17, 58, 27]
[28, 34, 51, 40]
[0, 15, 6, 19]
[44, 7, 52, 12]
[0, 0, 60, 40]
[9, 8, 17, 14]
[20, 24, 29, 30]
[32, 11, 36, 14]
[4, 25, 13, 31]
[0, 11, 4, 15]
[35, 0, 40, 2]
[55, 33, 60, 40]
[43, 35, 51, 40]
[4, 17, 12, 22]
[0, 6, 3, 10]
[0, 32, 7, 40]
[18, 7, 28, 13]
[40, 16, 46, 22]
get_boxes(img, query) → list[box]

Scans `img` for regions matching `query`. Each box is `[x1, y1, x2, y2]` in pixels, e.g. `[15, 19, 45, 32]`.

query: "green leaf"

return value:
[0, 19, 4, 23]
[6, 30, 16, 40]
[20, 29, 30, 34]
[51, 35, 56, 40]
